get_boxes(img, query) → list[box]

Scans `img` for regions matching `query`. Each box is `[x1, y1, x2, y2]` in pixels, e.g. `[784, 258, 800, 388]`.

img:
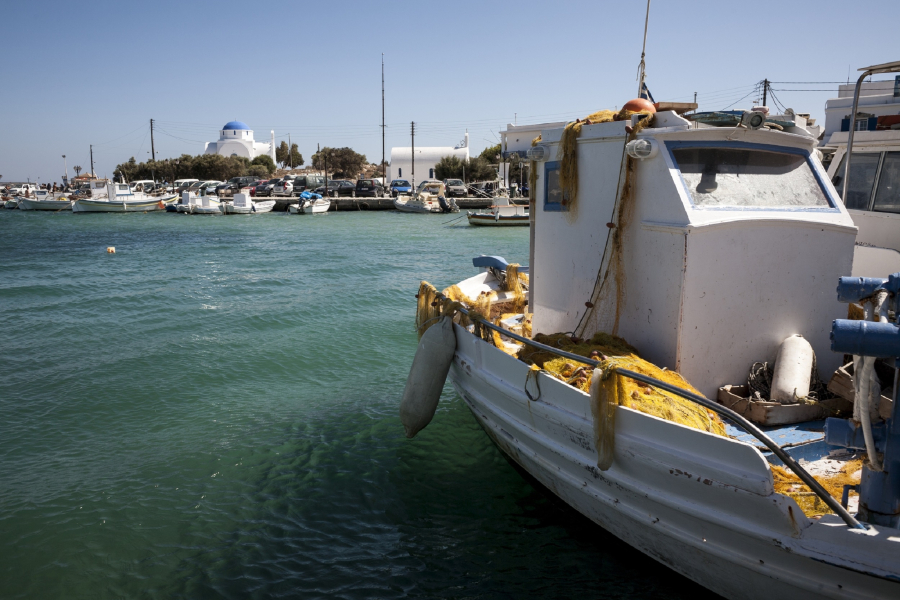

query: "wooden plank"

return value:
[654, 102, 699, 114]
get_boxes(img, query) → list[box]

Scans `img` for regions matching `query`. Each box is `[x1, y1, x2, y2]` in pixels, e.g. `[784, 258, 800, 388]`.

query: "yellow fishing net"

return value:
[557, 108, 653, 224]
[771, 459, 863, 517]
[518, 332, 726, 437]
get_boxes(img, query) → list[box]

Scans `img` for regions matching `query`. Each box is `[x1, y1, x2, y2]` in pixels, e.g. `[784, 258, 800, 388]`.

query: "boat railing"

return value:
[436, 294, 866, 530]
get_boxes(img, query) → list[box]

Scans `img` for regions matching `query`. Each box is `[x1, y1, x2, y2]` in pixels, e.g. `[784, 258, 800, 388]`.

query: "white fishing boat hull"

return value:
[448, 327, 900, 599]
[466, 213, 529, 226]
[72, 195, 174, 213]
[252, 200, 275, 213]
[289, 199, 331, 214]
[17, 197, 73, 211]
[190, 204, 223, 215]
[393, 197, 440, 213]
[223, 199, 276, 214]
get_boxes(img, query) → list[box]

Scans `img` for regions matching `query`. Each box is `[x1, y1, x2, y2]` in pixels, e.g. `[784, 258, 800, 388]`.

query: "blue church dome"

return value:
[223, 121, 249, 131]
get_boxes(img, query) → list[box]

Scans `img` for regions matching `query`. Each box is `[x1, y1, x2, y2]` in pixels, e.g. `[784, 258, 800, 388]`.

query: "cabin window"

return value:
[832, 152, 880, 210]
[398, 168, 402, 177]
[543, 161, 569, 211]
[672, 147, 829, 208]
[873, 151, 900, 214]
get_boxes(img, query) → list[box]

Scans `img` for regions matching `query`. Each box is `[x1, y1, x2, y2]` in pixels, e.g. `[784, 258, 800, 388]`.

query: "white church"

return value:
[204, 121, 275, 161]
[389, 132, 469, 184]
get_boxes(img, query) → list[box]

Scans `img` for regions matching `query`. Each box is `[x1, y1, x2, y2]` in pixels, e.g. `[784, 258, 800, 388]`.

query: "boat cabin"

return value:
[528, 112, 857, 398]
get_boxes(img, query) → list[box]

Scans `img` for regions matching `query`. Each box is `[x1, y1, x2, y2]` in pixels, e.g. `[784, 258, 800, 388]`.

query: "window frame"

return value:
[543, 160, 568, 212]
[665, 140, 840, 212]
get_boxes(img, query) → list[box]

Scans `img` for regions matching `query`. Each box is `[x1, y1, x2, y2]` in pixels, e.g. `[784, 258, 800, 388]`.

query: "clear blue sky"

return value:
[1, 0, 896, 184]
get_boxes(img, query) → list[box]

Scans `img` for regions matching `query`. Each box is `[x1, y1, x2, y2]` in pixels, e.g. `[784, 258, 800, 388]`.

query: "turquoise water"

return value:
[0, 210, 716, 599]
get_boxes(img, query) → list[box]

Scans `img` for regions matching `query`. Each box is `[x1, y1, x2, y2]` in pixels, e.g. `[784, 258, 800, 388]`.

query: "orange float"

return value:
[622, 98, 656, 114]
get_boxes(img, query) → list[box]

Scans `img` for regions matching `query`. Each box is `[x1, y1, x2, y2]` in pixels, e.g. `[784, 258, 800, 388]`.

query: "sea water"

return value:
[0, 210, 716, 599]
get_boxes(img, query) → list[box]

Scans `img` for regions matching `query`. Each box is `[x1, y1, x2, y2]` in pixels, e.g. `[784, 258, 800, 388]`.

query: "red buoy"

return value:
[622, 98, 656, 113]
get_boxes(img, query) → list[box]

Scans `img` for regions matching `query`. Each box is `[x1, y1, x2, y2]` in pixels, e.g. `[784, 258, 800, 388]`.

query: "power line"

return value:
[720, 83, 761, 110]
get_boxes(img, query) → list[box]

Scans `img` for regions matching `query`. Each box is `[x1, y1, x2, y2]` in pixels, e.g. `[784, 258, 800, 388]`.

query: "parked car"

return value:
[355, 178, 384, 197]
[250, 179, 273, 197]
[287, 175, 325, 196]
[216, 176, 259, 197]
[273, 176, 297, 197]
[314, 180, 356, 197]
[175, 178, 199, 191]
[443, 178, 466, 198]
[389, 179, 412, 197]
[255, 179, 279, 197]
[7, 183, 38, 195]
[199, 180, 222, 195]
[130, 179, 156, 192]
[176, 180, 199, 194]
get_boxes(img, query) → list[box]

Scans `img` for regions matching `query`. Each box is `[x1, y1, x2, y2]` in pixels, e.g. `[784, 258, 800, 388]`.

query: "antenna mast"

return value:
[381, 54, 386, 189]
[637, 0, 651, 97]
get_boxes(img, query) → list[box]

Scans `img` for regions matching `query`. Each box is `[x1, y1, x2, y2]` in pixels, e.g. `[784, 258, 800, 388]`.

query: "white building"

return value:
[499, 121, 567, 188]
[390, 133, 469, 184]
[821, 77, 900, 147]
[204, 121, 276, 161]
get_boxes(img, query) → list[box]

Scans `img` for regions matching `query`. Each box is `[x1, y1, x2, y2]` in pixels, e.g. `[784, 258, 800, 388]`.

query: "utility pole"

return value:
[90, 145, 95, 178]
[410, 121, 415, 192]
[289, 134, 293, 169]
[62, 155, 67, 185]
[150, 119, 157, 182]
[762, 79, 768, 107]
[381, 53, 386, 194]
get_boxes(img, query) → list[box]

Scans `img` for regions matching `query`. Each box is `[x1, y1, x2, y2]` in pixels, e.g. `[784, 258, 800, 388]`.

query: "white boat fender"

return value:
[399, 316, 456, 438]
[770, 334, 813, 403]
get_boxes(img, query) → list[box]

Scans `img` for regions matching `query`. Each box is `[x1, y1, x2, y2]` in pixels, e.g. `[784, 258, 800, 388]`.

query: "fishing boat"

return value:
[17, 190, 74, 211]
[820, 61, 900, 277]
[466, 196, 529, 226]
[393, 181, 453, 213]
[176, 192, 222, 215]
[72, 181, 175, 213]
[222, 192, 275, 214]
[399, 88, 900, 599]
[288, 193, 331, 214]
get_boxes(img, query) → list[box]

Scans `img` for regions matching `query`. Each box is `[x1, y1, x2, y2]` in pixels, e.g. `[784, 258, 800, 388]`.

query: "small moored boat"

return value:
[72, 182, 175, 213]
[466, 196, 528, 226]
[17, 190, 74, 211]
[222, 192, 275, 214]
[393, 181, 456, 213]
[288, 192, 331, 214]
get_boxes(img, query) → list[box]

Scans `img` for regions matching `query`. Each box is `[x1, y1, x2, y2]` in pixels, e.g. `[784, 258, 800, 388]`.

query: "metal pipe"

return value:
[614, 368, 864, 530]
[440, 294, 866, 529]
[841, 69, 871, 203]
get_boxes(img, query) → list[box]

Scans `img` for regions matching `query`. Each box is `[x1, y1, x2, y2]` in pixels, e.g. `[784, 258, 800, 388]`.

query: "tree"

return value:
[276, 141, 304, 169]
[247, 165, 270, 178]
[250, 154, 276, 175]
[73, 166, 82, 177]
[434, 155, 465, 180]
[275, 141, 289, 167]
[311, 147, 367, 178]
[480, 143, 502, 164]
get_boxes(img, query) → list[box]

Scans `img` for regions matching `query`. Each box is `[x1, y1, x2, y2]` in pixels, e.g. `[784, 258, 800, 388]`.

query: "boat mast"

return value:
[150, 119, 156, 183]
[411, 121, 415, 192]
[637, 0, 651, 98]
[382, 54, 386, 189]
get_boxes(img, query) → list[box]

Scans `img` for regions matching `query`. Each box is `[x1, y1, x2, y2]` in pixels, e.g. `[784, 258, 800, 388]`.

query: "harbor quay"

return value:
[271, 196, 498, 212]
